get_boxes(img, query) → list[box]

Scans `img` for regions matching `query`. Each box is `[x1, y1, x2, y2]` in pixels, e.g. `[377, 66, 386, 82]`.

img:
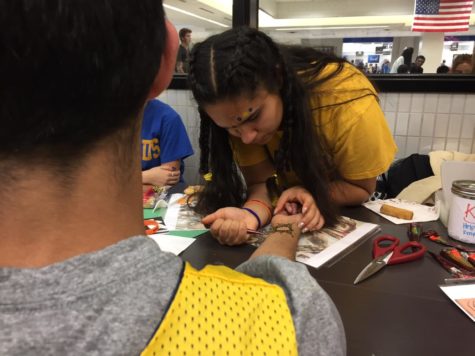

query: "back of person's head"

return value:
[179, 28, 192, 42]
[409, 64, 423, 74]
[451, 54, 473, 73]
[0, 0, 166, 168]
[397, 64, 410, 73]
[436, 65, 450, 74]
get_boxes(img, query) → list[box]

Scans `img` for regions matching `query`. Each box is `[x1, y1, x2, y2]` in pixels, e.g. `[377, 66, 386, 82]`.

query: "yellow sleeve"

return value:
[320, 95, 397, 180]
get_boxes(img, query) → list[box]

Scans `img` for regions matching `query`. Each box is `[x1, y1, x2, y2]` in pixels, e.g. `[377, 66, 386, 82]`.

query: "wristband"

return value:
[242, 207, 262, 229]
[246, 199, 273, 222]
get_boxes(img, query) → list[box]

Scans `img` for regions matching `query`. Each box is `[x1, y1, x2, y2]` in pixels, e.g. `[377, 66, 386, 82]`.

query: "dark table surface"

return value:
[180, 204, 475, 356]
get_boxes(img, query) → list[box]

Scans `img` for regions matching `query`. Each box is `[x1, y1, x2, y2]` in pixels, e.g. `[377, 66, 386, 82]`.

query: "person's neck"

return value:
[0, 146, 144, 268]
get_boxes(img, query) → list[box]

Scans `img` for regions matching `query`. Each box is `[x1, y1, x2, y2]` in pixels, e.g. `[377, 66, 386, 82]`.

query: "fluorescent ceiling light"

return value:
[197, 0, 232, 16]
[275, 26, 390, 31]
[164, 4, 229, 28]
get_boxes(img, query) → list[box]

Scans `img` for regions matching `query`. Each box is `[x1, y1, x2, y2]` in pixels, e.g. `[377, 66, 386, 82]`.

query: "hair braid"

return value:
[198, 108, 211, 175]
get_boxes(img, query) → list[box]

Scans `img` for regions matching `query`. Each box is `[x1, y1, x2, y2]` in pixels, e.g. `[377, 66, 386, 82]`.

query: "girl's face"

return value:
[203, 89, 283, 145]
[452, 62, 472, 74]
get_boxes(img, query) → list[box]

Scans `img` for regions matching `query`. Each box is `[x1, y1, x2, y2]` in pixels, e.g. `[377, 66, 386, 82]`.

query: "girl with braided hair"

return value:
[189, 27, 396, 246]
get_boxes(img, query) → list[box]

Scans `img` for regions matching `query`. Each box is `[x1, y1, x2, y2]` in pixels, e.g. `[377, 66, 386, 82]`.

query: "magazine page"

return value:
[248, 216, 380, 269]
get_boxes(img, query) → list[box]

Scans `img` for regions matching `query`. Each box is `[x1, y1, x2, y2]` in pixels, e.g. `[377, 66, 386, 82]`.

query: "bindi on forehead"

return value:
[236, 107, 254, 122]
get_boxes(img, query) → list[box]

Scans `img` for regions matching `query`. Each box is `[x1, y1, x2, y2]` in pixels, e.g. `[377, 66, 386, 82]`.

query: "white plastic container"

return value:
[448, 180, 475, 244]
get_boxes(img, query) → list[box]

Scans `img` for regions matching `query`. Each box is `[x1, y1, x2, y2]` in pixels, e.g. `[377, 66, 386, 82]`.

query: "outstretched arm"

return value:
[250, 213, 302, 260]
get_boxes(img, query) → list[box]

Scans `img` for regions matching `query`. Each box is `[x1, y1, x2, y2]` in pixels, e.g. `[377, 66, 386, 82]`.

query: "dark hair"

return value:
[0, 0, 166, 165]
[401, 47, 414, 66]
[436, 65, 450, 74]
[415, 55, 425, 61]
[397, 64, 410, 74]
[179, 28, 192, 41]
[409, 64, 423, 74]
[188, 27, 368, 227]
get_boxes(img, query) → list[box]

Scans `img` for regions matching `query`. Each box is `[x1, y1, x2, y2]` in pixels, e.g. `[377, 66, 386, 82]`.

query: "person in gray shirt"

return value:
[0, 1, 345, 355]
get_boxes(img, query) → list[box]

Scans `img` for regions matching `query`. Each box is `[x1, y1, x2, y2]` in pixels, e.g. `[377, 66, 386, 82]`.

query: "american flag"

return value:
[412, 0, 474, 32]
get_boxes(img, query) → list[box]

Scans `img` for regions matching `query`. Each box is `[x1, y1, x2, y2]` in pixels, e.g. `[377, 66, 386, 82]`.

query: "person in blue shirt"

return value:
[141, 99, 194, 187]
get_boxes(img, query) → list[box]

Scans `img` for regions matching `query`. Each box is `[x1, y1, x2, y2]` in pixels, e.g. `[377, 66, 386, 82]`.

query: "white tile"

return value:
[434, 113, 449, 138]
[421, 113, 435, 137]
[398, 94, 411, 113]
[432, 138, 446, 151]
[445, 138, 460, 151]
[384, 111, 396, 134]
[394, 136, 407, 158]
[408, 113, 422, 136]
[459, 139, 473, 153]
[406, 136, 420, 155]
[166, 90, 177, 105]
[419, 137, 433, 154]
[158, 92, 168, 102]
[451, 94, 466, 114]
[464, 95, 475, 114]
[447, 114, 463, 138]
[423, 94, 439, 113]
[395, 112, 409, 135]
[176, 90, 188, 105]
[384, 94, 399, 112]
[378, 94, 386, 110]
[410, 94, 425, 113]
[461, 115, 475, 139]
[175, 107, 187, 122]
[436, 94, 452, 114]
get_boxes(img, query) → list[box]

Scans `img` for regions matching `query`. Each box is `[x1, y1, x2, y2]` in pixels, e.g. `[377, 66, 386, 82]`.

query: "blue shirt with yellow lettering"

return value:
[141, 99, 193, 182]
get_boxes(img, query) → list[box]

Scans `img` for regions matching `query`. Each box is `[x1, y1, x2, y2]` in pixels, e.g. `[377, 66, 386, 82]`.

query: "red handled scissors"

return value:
[354, 235, 427, 284]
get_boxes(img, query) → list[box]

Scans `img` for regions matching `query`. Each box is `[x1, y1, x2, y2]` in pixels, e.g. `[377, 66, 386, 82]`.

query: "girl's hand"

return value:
[274, 186, 325, 232]
[201, 207, 259, 245]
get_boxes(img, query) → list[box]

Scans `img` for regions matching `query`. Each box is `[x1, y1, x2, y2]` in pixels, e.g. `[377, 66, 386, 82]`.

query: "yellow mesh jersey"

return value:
[141, 263, 298, 356]
[230, 62, 397, 182]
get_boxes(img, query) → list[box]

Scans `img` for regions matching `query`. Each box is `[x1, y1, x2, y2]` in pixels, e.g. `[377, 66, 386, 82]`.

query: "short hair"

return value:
[0, 0, 166, 164]
[397, 64, 410, 73]
[416, 55, 426, 61]
[436, 65, 450, 74]
[179, 28, 192, 41]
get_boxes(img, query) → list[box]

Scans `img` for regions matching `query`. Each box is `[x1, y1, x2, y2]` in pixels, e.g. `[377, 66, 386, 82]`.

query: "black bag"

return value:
[375, 154, 434, 199]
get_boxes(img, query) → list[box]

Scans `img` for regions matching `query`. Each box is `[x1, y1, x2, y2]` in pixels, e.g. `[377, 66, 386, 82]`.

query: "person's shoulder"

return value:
[315, 62, 377, 95]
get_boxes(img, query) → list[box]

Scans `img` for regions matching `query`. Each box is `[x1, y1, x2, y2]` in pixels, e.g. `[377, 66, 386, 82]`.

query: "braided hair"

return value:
[189, 27, 353, 226]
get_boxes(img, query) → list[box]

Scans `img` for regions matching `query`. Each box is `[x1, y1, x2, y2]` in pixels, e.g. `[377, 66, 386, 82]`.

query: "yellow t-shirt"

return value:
[230, 62, 397, 182]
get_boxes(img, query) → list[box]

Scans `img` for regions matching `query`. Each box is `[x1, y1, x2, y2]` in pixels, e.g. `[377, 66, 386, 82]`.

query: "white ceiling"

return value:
[164, 0, 475, 41]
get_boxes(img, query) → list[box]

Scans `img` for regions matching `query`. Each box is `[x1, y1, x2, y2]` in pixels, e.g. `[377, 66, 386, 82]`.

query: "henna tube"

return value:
[380, 204, 414, 220]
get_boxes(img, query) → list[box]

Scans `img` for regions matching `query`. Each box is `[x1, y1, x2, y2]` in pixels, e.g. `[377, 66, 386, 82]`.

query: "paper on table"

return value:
[148, 233, 195, 256]
[164, 193, 207, 231]
[440, 283, 475, 322]
[363, 198, 439, 224]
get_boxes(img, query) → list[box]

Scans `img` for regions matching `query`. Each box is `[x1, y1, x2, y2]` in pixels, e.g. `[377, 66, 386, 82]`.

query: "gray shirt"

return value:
[0, 236, 345, 355]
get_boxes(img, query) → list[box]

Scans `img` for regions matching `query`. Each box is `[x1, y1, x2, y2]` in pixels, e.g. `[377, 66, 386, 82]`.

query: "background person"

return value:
[188, 27, 396, 245]
[0, 2, 345, 355]
[176, 27, 192, 73]
[390, 47, 414, 73]
[413, 55, 425, 72]
[451, 53, 473, 74]
[141, 99, 193, 187]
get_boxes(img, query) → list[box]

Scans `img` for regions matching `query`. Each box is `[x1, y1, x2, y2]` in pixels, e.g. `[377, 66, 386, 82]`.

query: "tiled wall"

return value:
[159, 90, 475, 185]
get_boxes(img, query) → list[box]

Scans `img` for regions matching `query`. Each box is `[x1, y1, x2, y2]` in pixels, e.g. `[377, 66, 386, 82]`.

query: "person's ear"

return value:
[148, 20, 179, 99]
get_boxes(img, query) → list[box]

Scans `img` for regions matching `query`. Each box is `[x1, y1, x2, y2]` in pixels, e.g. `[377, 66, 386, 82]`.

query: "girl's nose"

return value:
[239, 126, 258, 144]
